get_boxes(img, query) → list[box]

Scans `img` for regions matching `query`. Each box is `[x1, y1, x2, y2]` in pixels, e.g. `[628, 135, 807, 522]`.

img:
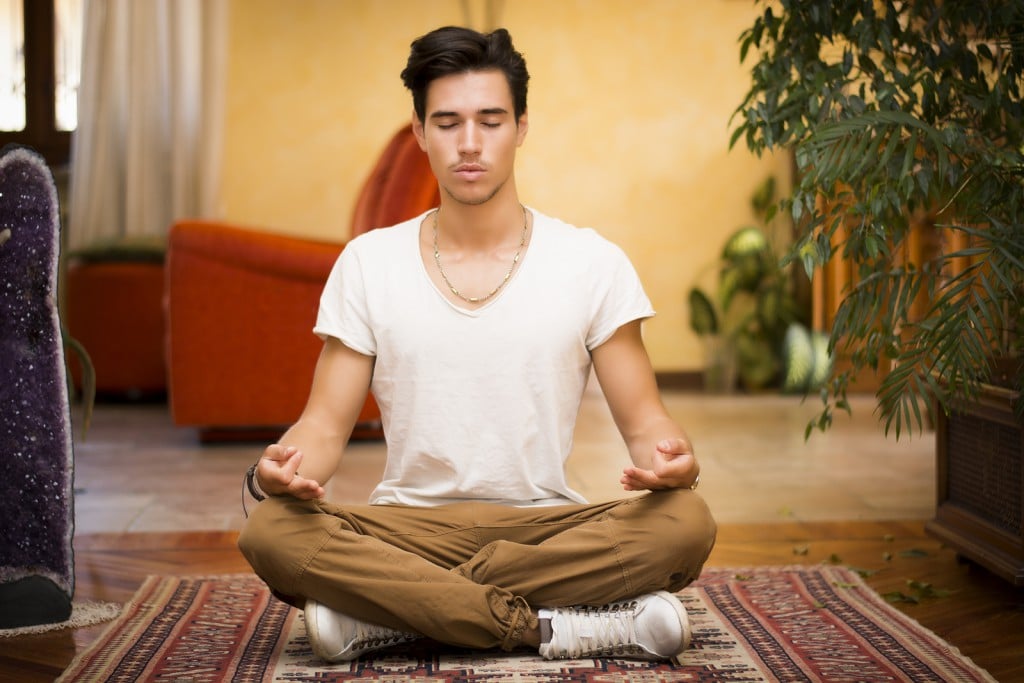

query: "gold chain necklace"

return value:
[432, 205, 528, 304]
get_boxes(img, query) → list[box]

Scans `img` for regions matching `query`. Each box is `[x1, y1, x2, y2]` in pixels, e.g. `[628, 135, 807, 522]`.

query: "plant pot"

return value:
[701, 336, 738, 394]
[925, 383, 1024, 586]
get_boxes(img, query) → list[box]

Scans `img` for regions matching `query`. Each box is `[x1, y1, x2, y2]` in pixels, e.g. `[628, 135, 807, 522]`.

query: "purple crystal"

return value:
[0, 145, 75, 618]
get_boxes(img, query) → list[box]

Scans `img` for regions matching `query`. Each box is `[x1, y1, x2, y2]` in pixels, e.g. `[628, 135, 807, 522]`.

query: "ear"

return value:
[516, 110, 529, 146]
[412, 111, 427, 151]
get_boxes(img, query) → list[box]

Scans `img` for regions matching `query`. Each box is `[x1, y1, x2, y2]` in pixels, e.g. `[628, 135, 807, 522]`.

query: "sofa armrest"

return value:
[168, 220, 342, 280]
[165, 220, 380, 439]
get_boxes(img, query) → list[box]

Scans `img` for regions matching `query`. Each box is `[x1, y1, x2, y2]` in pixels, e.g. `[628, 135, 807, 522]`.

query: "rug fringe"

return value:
[0, 600, 122, 638]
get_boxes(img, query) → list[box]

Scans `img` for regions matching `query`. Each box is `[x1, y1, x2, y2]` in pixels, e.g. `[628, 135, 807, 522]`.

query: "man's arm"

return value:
[254, 336, 375, 500]
[591, 319, 700, 491]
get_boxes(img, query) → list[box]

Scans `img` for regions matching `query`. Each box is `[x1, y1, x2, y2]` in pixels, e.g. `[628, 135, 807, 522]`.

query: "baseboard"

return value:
[655, 371, 703, 391]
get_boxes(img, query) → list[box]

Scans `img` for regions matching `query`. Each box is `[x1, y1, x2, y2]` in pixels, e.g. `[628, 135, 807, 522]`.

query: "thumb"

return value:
[283, 449, 303, 478]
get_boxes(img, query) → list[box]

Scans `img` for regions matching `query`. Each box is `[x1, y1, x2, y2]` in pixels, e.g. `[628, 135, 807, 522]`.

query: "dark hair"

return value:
[401, 26, 529, 123]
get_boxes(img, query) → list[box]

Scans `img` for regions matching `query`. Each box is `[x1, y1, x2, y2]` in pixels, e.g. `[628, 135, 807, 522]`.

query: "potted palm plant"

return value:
[732, 0, 1023, 584]
[688, 176, 828, 393]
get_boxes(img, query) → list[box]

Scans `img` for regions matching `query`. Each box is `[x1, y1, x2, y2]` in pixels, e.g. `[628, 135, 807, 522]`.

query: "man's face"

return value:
[413, 69, 528, 207]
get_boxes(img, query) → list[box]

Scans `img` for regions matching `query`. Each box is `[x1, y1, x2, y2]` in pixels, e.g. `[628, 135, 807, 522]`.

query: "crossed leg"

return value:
[238, 489, 716, 651]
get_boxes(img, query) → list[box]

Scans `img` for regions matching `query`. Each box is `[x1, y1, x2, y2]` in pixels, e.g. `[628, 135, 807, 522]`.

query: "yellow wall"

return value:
[219, 0, 790, 372]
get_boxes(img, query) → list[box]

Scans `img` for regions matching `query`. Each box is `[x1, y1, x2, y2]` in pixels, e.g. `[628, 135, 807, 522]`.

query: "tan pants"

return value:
[237, 489, 716, 651]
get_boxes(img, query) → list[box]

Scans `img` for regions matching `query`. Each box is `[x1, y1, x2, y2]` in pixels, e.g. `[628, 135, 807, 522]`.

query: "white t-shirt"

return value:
[314, 208, 655, 507]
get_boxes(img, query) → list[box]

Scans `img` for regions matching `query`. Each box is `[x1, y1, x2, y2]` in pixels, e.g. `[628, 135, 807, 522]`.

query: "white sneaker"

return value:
[304, 599, 419, 662]
[538, 591, 691, 661]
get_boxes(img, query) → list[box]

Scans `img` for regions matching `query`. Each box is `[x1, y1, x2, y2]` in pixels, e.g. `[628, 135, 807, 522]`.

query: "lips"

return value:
[454, 163, 485, 180]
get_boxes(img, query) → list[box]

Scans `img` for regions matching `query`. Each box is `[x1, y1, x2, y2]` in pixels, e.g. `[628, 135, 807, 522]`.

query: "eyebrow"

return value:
[429, 107, 510, 120]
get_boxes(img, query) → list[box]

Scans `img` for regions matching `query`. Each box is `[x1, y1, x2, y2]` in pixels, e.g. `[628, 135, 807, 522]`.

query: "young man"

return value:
[238, 26, 716, 663]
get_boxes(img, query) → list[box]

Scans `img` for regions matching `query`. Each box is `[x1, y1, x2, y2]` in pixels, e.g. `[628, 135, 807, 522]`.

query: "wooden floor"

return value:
[2, 396, 1021, 680]
[2, 521, 1022, 682]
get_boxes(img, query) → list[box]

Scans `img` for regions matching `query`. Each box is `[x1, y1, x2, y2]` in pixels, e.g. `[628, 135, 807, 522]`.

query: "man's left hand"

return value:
[620, 438, 699, 491]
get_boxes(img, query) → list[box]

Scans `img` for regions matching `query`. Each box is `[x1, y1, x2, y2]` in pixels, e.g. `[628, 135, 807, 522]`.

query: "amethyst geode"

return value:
[0, 145, 75, 627]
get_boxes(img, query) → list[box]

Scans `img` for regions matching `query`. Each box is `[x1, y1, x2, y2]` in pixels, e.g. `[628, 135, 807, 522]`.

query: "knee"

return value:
[657, 488, 716, 556]
[635, 489, 716, 587]
[237, 496, 324, 583]
[237, 496, 289, 564]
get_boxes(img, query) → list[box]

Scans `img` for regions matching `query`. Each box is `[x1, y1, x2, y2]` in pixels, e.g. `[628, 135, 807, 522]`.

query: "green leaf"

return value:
[883, 591, 919, 604]
[739, 33, 754, 64]
[905, 579, 954, 599]
[900, 130, 919, 181]
[729, 124, 745, 150]
[63, 332, 95, 439]
[849, 567, 879, 578]
[688, 288, 719, 336]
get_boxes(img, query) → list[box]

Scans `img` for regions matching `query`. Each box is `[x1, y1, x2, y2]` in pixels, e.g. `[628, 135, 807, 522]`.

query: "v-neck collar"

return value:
[415, 207, 537, 316]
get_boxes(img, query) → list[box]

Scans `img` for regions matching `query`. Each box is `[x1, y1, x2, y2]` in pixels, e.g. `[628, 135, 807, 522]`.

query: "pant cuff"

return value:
[501, 595, 535, 651]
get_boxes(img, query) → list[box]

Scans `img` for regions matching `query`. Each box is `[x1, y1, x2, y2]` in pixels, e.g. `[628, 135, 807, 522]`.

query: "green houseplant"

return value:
[687, 177, 827, 392]
[732, 0, 1023, 583]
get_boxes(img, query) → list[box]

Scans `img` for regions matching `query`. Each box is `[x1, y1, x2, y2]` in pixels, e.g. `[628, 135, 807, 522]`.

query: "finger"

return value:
[621, 478, 651, 492]
[258, 448, 303, 492]
[621, 467, 661, 490]
[262, 444, 286, 462]
[656, 438, 692, 456]
[651, 456, 688, 480]
[289, 476, 324, 500]
[284, 451, 303, 479]
[263, 444, 298, 464]
[654, 450, 698, 480]
[291, 484, 325, 501]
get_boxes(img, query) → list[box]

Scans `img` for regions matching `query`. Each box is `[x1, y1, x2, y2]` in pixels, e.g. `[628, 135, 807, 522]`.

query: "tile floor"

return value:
[71, 388, 936, 534]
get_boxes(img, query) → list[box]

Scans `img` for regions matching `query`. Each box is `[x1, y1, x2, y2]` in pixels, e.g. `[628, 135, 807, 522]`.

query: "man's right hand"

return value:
[256, 444, 326, 500]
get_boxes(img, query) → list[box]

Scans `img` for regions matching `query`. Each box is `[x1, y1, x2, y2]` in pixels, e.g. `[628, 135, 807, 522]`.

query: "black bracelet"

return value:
[242, 464, 268, 519]
[245, 463, 267, 502]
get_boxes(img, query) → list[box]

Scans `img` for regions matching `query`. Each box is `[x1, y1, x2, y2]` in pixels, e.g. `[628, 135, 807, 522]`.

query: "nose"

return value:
[457, 122, 482, 156]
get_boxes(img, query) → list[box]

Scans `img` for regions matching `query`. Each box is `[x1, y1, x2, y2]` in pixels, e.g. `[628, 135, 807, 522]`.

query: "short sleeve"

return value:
[313, 245, 377, 356]
[585, 237, 655, 350]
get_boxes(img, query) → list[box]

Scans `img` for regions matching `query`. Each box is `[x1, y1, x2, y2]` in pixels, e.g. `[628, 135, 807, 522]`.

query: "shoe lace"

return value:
[350, 621, 414, 650]
[553, 600, 646, 658]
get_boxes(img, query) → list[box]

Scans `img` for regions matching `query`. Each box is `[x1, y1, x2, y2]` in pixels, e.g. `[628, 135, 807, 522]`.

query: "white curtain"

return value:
[67, 0, 227, 250]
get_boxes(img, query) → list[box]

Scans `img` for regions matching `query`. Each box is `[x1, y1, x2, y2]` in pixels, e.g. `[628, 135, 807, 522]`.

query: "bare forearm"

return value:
[276, 415, 348, 487]
[252, 337, 374, 500]
[251, 418, 345, 501]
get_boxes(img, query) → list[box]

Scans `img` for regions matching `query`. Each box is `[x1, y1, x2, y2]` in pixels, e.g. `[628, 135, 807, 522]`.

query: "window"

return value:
[0, 0, 82, 166]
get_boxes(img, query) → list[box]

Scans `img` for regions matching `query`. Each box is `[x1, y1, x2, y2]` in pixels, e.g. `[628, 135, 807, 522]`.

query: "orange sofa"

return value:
[165, 222, 372, 441]
[351, 123, 439, 237]
[165, 124, 438, 441]
[65, 251, 167, 398]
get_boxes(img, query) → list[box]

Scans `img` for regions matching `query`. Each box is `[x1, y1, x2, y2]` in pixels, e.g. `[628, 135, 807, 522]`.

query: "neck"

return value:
[436, 193, 525, 248]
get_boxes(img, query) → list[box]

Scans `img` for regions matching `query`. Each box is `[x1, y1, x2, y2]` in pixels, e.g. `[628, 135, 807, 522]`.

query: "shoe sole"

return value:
[304, 599, 336, 662]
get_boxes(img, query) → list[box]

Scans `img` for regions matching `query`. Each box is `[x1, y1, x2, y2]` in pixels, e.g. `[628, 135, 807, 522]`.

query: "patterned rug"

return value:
[56, 566, 995, 682]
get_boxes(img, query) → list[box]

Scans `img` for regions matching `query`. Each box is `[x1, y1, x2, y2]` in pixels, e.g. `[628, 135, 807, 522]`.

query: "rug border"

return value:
[54, 573, 260, 682]
[697, 565, 999, 683]
[54, 567, 999, 683]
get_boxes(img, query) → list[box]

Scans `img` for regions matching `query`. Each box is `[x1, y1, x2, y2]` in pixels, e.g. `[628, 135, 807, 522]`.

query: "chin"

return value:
[443, 183, 504, 207]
